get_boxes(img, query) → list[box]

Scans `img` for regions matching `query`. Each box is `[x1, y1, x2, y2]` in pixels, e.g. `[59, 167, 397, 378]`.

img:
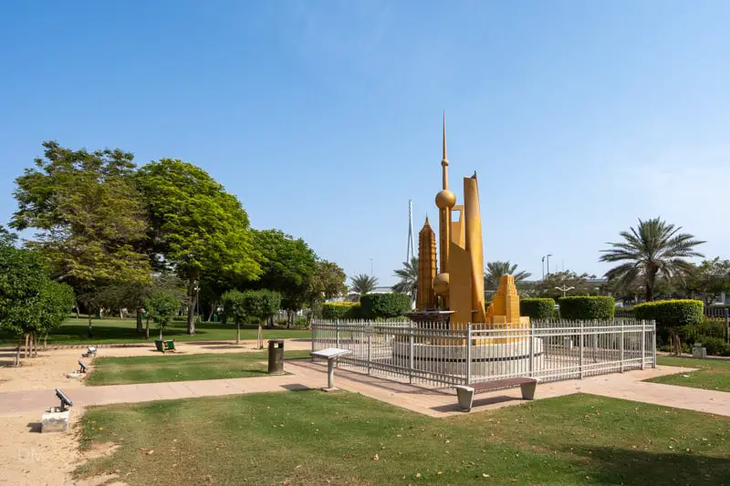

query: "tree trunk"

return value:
[236, 322, 240, 345]
[207, 303, 217, 323]
[187, 276, 197, 335]
[136, 308, 144, 333]
[159, 328, 163, 340]
[257, 324, 263, 349]
[24, 334, 29, 358]
[87, 315, 94, 338]
[15, 336, 22, 367]
[43, 333, 48, 351]
[145, 316, 150, 340]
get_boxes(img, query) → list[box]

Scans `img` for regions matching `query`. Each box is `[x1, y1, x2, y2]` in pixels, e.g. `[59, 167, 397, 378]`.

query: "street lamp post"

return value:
[546, 254, 553, 276]
[555, 285, 575, 297]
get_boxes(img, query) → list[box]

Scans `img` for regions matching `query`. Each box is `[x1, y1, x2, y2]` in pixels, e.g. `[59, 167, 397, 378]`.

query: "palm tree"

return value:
[392, 257, 418, 303]
[350, 274, 378, 296]
[599, 217, 704, 301]
[484, 261, 531, 290]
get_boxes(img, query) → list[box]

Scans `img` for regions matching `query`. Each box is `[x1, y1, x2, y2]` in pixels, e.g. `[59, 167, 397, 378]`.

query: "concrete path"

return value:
[287, 362, 730, 418]
[2, 360, 728, 420]
[0, 369, 323, 416]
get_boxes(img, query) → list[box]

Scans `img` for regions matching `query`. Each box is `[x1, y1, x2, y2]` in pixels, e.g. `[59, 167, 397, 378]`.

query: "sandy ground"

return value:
[0, 409, 127, 486]
[0, 338, 311, 485]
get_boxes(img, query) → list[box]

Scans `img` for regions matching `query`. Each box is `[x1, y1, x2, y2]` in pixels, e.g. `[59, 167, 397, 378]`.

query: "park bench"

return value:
[454, 377, 538, 412]
[155, 339, 176, 353]
[77, 360, 88, 374]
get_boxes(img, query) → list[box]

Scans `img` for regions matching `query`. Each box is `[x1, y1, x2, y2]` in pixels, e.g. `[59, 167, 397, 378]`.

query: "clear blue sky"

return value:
[2, 1, 729, 286]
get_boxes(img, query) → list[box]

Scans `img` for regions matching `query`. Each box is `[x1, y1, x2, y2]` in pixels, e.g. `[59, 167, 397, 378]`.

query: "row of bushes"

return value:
[322, 293, 411, 320]
[520, 296, 617, 320]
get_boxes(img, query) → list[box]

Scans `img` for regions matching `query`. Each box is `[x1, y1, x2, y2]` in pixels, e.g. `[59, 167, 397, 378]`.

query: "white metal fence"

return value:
[311, 319, 656, 388]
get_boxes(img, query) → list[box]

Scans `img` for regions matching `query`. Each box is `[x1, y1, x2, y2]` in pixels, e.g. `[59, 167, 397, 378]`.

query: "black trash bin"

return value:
[268, 339, 284, 374]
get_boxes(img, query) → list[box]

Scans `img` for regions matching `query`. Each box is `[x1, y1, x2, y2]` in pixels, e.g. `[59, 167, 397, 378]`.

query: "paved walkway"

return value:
[288, 361, 730, 418]
[0, 370, 322, 416]
[1, 360, 728, 419]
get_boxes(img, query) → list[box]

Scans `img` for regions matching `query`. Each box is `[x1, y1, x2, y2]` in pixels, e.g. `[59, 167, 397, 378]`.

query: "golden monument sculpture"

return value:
[415, 113, 529, 330]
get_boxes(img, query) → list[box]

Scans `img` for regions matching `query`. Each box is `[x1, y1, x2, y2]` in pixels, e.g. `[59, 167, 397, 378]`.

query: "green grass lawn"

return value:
[649, 356, 730, 392]
[0, 317, 310, 346]
[76, 392, 730, 486]
[86, 350, 311, 386]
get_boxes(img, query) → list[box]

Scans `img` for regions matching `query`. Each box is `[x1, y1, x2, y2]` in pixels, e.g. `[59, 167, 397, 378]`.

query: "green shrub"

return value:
[633, 299, 703, 327]
[679, 318, 726, 344]
[558, 296, 615, 320]
[294, 316, 308, 328]
[360, 293, 410, 319]
[322, 302, 360, 320]
[520, 298, 556, 319]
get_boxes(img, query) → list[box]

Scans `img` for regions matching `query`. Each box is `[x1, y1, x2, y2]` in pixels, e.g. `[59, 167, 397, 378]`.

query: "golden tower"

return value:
[415, 113, 527, 329]
[416, 217, 437, 310]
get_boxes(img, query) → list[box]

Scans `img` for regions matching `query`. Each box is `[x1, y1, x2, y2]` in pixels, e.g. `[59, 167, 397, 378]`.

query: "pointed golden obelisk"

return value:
[416, 216, 437, 310]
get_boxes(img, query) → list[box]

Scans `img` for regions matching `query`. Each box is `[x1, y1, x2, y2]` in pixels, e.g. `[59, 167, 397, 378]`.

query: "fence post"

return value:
[528, 325, 533, 378]
[619, 320, 624, 373]
[466, 324, 473, 385]
[651, 320, 657, 368]
[408, 326, 415, 384]
[311, 321, 316, 363]
[367, 332, 372, 375]
[335, 321, 341, 369]
[579, 321, 584, 379]
[641, 320, 646, 370]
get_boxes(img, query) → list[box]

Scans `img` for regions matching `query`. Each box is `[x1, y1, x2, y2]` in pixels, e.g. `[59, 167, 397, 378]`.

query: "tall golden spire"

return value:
[441, 110, 449, 190]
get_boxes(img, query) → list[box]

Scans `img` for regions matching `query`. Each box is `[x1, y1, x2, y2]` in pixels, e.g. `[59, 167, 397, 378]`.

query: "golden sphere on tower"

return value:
[435, 189, 456, 209]
[433, 272, 450, 296]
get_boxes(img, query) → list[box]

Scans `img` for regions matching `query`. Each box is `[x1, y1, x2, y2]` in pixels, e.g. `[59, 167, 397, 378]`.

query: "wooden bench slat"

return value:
[470, 377, 536, 392]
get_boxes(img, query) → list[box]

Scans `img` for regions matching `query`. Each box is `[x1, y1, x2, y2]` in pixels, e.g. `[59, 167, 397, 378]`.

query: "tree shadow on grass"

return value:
[560, 445, 730, 485]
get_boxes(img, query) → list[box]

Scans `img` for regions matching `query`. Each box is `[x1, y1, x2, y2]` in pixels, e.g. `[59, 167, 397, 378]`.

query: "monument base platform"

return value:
[393, 338, 544, 376]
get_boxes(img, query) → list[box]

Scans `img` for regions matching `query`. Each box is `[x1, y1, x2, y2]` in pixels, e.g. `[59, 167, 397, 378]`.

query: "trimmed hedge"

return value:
[360, 293, 410, 319]
[558, 296, 615, 320]
[520, 298, 556, 319]
[322, 302, 360, 320]
[633, 299, 703, 327]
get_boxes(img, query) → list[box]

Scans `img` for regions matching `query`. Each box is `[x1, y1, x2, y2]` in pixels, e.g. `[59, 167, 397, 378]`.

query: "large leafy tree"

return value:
[484, 261, 531, 291]
[686, 258, 730, 306]
[250, 229, 316, 324]
[600, 217, 704, 301]
[306, 259, 348, 319]
[532, 270, 595, 300]
[136, 159, 260, 334]
[11, 141, 151, 288]
[392, 257, 418, 304]
[351, 274, 378, 296]
[0, 237, 74, 363]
